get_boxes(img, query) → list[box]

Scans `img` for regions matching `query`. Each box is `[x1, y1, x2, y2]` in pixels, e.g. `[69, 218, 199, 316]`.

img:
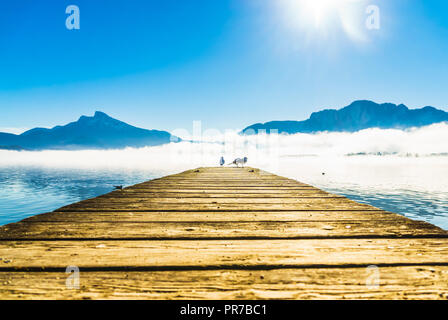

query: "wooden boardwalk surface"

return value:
[0, 167, 447, 299]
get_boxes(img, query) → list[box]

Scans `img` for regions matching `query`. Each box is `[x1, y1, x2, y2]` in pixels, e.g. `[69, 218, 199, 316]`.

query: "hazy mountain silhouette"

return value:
[0, 111, 179, 150]
[241, 100, 448, 135]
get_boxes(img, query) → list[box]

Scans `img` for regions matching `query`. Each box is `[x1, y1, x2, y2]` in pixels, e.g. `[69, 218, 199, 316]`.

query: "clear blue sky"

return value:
[1, 0, 448, 133]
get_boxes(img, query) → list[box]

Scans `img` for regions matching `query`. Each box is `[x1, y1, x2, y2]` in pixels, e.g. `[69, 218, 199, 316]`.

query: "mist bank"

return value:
[0, 122, 446, 170]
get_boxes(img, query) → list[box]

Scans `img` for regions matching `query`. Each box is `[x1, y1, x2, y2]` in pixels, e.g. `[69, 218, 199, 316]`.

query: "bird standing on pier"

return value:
[228, 157, 248, 167]
[219, 156, 225, 166]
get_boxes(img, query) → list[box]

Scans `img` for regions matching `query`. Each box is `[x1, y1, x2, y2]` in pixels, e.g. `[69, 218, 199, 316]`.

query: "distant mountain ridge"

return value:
[241, 100, 448, 135]
[0, 111, 179, 150]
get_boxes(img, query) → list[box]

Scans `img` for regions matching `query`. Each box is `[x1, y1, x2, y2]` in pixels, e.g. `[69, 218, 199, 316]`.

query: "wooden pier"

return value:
[0, 167, 447, 299]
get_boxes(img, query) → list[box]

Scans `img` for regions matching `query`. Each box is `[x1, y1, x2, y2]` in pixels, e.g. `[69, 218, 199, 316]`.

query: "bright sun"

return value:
[276, 0, 365, 41]
[302, 0, 340, 27]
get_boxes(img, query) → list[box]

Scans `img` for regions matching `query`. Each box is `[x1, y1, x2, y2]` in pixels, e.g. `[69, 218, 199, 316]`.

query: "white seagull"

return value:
[229, 157, 248, 167]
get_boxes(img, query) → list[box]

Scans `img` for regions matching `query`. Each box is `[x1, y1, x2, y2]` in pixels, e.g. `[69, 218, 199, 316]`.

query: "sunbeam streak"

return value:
[275, 0, 369, 42]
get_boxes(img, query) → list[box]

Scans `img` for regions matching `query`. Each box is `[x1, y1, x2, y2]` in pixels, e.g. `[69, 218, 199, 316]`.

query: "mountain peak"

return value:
[349, 100, 377, 106]
[94, 111, 109, 118]
[78, 111, 110, 122]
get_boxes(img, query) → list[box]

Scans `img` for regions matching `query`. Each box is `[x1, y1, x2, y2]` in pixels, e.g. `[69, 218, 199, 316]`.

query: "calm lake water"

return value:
[0, 156, 447, 230]
[0, 167, 162, 226]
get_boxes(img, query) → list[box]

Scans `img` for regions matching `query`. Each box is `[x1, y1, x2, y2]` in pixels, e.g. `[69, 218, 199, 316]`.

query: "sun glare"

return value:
[302, 0, 339, 27]
[276, 0, 366, 42]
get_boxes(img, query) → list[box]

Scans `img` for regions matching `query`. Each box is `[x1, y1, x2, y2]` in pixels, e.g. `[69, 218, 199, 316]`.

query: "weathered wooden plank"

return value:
[146, 181, 303, 184]
[76, 196, 348, 203]
[0, 219, 445, 240]
[1, 266, 447, 300]
[145, 177, 304, 181]
[19, 210, 399, 223]
[106, 189, 321, 195]
[99, 191, 335, 198]
[120, 187, 317, 191]
[56, 201, 377, 212]
[0, 239, 446, 269]
[57, 197, 378, 212]
[100, 194, 341, 199]
[63, 197, 352, 207]
[133, 177, 310, 186]
[135, 183, 310, 187]
[141, 173, 303, 179]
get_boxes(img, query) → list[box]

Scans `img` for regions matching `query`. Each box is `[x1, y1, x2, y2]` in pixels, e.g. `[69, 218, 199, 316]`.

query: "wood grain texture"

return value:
[0, 166, 446, 299]
[56, 200, 378, 212]
[17, 210, 401, 223]
[0, 219, 445, 240]
[0, 239, 447, 269]
[1, 266, 447, 300]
